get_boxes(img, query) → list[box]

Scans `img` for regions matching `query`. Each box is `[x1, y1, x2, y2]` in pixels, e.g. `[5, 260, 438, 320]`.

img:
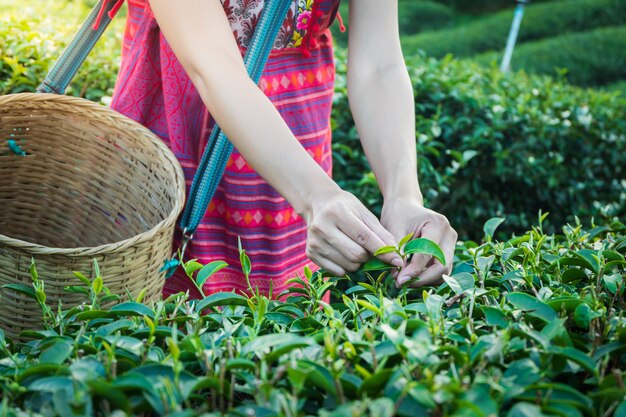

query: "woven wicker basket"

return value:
[0, 93, 185, 338]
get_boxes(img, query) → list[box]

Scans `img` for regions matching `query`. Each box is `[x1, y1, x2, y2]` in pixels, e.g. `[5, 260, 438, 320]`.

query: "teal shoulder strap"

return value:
[37, 0, 122, 94]
[172, 0, 294, 277]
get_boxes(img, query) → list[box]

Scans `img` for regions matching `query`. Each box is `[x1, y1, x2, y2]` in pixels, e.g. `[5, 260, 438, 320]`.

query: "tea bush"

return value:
[434, 0, 552, 14]
[0, 2, 123, 103]
[332, 52, 626, 240]
[0, 218, 625, 416]
[401, 0, 626, 60]
[477, 26, 626, 87]
[398, 1, 455, 35]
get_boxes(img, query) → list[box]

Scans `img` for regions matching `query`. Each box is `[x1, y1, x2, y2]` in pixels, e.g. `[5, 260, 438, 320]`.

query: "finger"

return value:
[338, 215, 403, 267]
[320, 238, 361, 273]
[396, 257, 428, 286]
[325, 232, 370, 265]
[410, 264, 447, 288]
[312, 257, 347, 278]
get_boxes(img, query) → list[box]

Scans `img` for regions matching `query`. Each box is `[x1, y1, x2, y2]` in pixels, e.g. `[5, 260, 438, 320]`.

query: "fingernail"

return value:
[397, 275, 409, 285]
[392, 257, 403, 268]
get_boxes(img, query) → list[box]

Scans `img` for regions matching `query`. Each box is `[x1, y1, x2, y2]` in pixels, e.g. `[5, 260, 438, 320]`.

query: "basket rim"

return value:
[0, 92, 186, 257]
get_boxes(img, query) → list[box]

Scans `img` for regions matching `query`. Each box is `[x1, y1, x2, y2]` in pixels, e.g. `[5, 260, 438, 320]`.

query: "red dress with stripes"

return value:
[111, 0, 341, 298]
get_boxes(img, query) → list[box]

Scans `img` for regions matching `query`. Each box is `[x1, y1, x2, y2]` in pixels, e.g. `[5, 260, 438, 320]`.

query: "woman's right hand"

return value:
[302, 189, 404, 276]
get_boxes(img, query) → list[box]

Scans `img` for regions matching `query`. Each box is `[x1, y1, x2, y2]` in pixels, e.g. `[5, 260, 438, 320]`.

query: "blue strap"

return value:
[166, 0, 293, 276]
[37, 0, 120, 94]
[179, 0, 293, 235]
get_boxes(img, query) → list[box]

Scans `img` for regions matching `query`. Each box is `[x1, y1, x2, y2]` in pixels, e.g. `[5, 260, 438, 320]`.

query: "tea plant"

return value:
[0, 217, 625, 416]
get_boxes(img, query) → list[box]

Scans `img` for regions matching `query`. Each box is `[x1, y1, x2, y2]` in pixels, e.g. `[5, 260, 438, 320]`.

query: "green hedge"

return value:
[434, 0, 547, 13]
[1, 220, 625, 416]
[331, 1, 454, 47]
[477, 26, 626, 87]
[332, 51, 626, 240]
[0, 2, 123, 103]
[398, 1, 455, 35]
[401, 0, 626, 58]
[604, 80, 626, 97]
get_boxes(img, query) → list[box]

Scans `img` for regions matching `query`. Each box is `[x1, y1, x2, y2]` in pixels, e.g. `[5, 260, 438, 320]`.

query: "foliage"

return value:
[401, 0, 626, 61]
[477, 26, 626, 87]
[0, 0, 123, 103]
[0, 218, 625, 416]
[331, 0, 454, 46]
[332, 50, 626, 240]
[433, 0, 551, 14]
[397, 1, 455, 36]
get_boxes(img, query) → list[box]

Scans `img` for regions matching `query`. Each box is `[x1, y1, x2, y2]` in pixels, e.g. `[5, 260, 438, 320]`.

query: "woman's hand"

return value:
[381, 197, 458, 287]
[303, 190, 404, 277]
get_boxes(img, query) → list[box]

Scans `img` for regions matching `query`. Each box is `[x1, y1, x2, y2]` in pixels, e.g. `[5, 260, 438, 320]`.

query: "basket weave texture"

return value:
[0, 93, 185, 338]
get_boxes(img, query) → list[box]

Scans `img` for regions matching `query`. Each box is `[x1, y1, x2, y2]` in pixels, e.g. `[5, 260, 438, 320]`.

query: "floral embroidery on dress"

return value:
[220, 0, 321, 50]
[291, 0, 315, 47]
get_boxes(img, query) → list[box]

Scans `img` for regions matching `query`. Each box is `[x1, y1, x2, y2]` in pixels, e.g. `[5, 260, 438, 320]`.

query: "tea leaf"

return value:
[506, 403, 547, 417]
[2, 283, 36, 300]
[40, 340, 72, 365]
[194, 292, 249, 312]
[196, 261, 229, 287]
[374, 245, 398, 256]
[183, 260, 204, 277]
[92, 276, 103, 296]
[72, 271, 91, 286]
[362, 258, 394, 272]
[110, 302, 155, 319]
[403, 238, 446, 266]
[483, 217, 505, 240]
[506, 292, 557, 322]
[398, 233, 415, 250]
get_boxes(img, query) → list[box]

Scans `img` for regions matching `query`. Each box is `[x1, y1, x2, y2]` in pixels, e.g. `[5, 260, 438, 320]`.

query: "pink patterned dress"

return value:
[111, 0, 342, 299]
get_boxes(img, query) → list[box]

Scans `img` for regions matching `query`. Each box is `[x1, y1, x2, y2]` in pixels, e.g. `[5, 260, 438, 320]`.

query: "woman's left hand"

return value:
[380, 198, 458, 288]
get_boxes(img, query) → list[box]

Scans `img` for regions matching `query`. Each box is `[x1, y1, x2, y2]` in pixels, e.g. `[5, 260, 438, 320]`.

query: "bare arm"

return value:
[148, 0, 404, 275]
[347, 0, 457, 286]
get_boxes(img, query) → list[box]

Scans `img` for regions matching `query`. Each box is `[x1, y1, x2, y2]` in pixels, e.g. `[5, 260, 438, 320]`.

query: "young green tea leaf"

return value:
[398, 233, 415, 250]
[403, 238, 446, 266]
[73, 271, 91, 286]
[362, 258, 394, 272]
[110, 302, 155, 319]
[483, 217, 505, 240]
[194, 291, 249, 312]
[374, 245, 398, 256]
[196, 261, 229, 287]
[506, 292, 557, 322]
[2, 283, 37, 300]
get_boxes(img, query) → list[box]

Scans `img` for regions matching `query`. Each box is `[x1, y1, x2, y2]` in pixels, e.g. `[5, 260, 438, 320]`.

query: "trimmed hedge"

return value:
[331, 1, 454, 47]
[0, 2, 123, 103]
[1, 220, 626, 416]
[434, 0, 550, 13]
[398, 1, 455, 35]
[401, 0, 626, 58]
[604, 80, 626, 97]
[332, 51, 626, 239]
[477, 26, 626, 87]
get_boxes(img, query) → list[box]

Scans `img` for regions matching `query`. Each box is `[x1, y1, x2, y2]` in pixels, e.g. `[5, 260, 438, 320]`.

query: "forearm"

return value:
[190, 67, 339, 216]
[148, 0, 339, 218]
[347, 63, 423, 205]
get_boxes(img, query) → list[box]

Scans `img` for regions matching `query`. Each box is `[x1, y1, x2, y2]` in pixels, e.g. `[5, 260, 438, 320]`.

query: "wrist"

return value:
[291, 176, 343, 221]
[383, 192, 424, 208]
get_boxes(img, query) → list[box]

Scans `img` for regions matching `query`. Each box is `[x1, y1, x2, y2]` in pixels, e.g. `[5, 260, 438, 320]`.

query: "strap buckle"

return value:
[160, 227, 194, 278]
